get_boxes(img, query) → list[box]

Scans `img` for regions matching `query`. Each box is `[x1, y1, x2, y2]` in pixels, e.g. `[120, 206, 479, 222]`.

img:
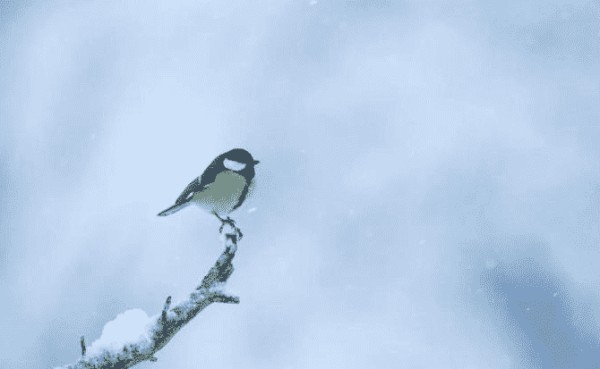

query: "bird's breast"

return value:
[191, 171, 248, 215]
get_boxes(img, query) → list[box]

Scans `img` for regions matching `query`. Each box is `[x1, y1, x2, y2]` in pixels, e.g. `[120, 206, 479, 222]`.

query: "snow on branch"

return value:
[55, 224, 242, 369]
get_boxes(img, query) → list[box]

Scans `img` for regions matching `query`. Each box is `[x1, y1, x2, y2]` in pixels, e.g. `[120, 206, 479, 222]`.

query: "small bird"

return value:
[158, 148, 259, 236]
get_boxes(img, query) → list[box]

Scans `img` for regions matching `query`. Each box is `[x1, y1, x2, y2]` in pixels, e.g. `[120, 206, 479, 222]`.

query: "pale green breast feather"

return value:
[191, 170, 247, 215]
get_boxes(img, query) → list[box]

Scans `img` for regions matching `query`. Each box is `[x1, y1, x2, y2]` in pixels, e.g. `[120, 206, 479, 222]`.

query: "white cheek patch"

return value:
[223, 158, 247, 171]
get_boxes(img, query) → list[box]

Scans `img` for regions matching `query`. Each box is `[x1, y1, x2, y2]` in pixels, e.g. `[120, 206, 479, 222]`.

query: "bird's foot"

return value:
[218, 216, 243, 240]
[218, 217, 235, 232]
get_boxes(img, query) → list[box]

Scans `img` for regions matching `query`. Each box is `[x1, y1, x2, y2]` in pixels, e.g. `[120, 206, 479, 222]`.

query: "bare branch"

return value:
[55, 224, 242, 369]
[161, 296, 171, 323]
[80, 336, 86, 357]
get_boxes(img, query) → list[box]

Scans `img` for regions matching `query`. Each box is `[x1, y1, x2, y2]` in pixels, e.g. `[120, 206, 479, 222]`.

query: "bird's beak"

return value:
[253, 160, 260, 165]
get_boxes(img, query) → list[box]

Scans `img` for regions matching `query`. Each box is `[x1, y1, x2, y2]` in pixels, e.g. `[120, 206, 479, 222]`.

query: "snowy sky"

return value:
[1, 1, 600, 368]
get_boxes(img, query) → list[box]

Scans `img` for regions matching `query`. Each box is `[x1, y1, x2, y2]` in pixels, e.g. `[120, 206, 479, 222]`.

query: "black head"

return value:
[217, 148, 259, 182]
[222, 148, 259, 166]
[197, 149, 258, 189]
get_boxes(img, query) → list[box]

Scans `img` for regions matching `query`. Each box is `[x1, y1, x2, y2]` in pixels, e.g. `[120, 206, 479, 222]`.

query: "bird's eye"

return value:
[224, 158, 247, 171]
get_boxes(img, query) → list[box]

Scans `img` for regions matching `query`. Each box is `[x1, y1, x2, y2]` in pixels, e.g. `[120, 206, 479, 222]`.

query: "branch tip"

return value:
[80, 336, 86, 357]
[162, 295, 172, 321]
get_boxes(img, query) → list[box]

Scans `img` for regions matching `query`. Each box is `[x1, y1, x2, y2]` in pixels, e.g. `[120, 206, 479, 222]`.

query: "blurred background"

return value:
[1, 1, 600, 368]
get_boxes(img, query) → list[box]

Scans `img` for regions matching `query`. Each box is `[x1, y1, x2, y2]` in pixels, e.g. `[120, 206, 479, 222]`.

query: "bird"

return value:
[157, 148, 259, 237]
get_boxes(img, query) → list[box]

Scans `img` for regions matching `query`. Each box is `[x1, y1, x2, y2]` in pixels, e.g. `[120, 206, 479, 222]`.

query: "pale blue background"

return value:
[1, 1, 600, 368]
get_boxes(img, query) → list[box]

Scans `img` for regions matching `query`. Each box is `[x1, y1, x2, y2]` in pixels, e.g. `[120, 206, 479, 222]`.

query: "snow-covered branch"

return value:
[55, 225, 242, 369]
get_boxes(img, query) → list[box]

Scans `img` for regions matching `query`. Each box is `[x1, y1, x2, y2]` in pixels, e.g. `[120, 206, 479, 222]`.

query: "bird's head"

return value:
[222, 148, 259, 172]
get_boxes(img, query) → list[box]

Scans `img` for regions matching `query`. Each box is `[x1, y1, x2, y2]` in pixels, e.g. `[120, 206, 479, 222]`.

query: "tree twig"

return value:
[80, 336, 86, 357]
[55, 225, 242, 369]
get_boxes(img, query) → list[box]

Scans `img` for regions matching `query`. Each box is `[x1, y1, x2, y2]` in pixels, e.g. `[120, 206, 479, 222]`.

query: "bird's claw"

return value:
[218, 217, 243, 240]
[218, 216, 236, 230]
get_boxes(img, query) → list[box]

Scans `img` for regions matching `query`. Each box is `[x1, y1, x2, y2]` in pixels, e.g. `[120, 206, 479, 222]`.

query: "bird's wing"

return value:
[174, 161, 221, 205]
[175, 177, 204, 205]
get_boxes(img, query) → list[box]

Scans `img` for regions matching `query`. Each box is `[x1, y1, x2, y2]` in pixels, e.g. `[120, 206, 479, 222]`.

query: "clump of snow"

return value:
[87, 309, 153, 356]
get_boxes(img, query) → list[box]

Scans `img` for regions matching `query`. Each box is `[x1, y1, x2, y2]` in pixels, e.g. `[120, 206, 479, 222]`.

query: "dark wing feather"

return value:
[198, 160, 221, 188]
[175, 177, 203, 205]
[174, 159, 223, 205]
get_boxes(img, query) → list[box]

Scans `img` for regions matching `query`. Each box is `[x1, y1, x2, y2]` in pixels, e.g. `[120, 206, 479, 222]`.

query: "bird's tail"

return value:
[157, 201, 190, 216]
